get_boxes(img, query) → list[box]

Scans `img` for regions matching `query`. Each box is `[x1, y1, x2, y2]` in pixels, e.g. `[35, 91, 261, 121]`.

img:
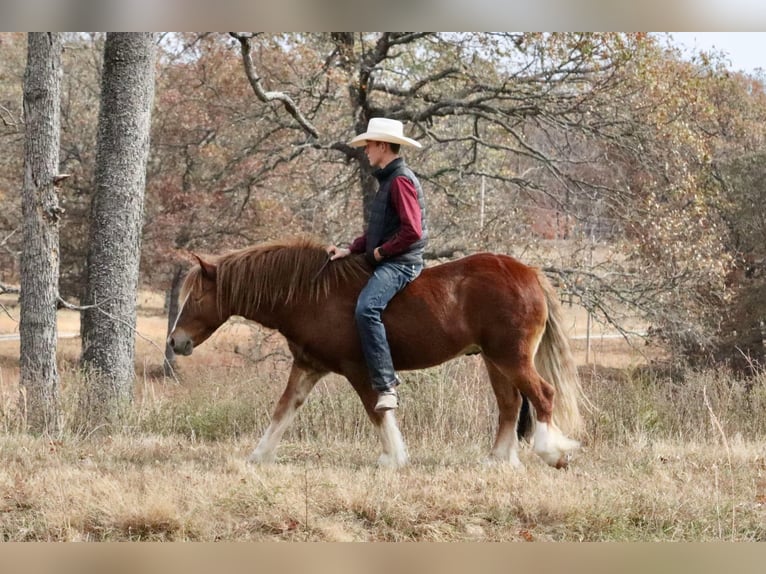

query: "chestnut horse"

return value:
[168, 238, 585, 469]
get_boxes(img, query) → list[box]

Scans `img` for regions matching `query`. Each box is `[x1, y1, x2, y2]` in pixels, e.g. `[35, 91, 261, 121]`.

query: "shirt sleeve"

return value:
[349, 233, 367, 253]
[380, 175, 423, 257]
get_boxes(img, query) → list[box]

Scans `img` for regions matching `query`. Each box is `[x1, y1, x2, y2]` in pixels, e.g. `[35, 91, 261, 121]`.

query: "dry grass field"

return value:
[1, 290, 765, 541]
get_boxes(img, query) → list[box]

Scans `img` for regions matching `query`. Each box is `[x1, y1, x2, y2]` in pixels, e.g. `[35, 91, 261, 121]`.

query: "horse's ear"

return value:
[191, 252, 217, 280]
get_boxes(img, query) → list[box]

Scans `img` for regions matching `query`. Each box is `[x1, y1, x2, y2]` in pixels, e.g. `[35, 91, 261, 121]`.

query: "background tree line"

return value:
[1, 32, 765, 433]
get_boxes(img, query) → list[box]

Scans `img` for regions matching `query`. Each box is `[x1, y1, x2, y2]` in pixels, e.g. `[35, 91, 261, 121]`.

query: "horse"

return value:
[167, 237, 585, 469]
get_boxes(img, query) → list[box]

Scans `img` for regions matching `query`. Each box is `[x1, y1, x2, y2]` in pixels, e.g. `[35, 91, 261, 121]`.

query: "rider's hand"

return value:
[326, 245, 351, 261]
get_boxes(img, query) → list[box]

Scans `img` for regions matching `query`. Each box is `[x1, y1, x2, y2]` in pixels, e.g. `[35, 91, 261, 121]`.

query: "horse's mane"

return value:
[181, 237, 371, 317]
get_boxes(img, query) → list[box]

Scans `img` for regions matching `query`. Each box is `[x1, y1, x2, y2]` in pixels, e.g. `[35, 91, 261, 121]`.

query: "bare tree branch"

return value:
[0, 282, 19, 295]
[1, 228, 18, 248]
[0, 102, 22, 128]
[0, 301, 16, 321]
[230, 32, 320, 140]
[59, 295, 180, 383]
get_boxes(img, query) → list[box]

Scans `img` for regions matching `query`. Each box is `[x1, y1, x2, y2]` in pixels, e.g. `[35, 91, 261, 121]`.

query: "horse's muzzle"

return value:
[168, 333, 194, 356]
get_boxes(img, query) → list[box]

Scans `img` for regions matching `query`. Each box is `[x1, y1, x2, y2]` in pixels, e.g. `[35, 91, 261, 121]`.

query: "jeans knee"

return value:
[355, 299, 380, 324]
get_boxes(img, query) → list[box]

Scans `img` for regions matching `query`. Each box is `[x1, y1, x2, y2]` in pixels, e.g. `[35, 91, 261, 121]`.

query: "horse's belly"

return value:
[391, 339, 480, 371]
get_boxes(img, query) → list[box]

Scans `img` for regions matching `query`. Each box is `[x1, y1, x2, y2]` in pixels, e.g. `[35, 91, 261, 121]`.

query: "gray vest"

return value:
[366, 157, 428, 266]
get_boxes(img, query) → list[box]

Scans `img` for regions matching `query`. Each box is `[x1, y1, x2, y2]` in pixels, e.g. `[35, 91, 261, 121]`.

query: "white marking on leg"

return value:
[505, 433, 524, 469]
[508, 445, 523, 469]
[248, 408, 298, 463]
[248, 366, 321, 464]
[483, 451, 524, 470]
[376, 411, 408, 468]
[532, 421, 580, 468]
[488, 428, 524, 469]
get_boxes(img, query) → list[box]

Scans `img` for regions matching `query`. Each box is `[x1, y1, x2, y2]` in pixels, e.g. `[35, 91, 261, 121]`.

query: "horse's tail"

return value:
[518, 270, 587, 441]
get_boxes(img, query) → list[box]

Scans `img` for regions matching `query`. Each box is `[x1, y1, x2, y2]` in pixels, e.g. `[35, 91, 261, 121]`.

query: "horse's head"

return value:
[167, 254, 225, 356]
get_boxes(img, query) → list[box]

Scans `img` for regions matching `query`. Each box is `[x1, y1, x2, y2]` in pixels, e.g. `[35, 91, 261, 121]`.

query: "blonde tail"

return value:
[534, 270, 587, 437]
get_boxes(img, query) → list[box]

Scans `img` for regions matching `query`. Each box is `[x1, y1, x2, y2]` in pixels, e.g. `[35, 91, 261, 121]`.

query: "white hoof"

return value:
[533, 422, 581, 469]
[536, 448, 576, 469]
[377, 452, 408, 468]
[483, 454, 525, 470]
[247, 449, 276, 464]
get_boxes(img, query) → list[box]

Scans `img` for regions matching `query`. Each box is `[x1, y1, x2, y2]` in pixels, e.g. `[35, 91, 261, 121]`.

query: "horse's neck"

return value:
[240, 305, 282, 331]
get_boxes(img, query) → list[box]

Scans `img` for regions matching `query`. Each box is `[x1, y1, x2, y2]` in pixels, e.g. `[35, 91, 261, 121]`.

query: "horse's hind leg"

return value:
[514, 365, 580, 468]
[248, 361, 325, 463]
[483, 359, 524, 468]
[347, 370, 408, 468]
[486, 356, 579, 469]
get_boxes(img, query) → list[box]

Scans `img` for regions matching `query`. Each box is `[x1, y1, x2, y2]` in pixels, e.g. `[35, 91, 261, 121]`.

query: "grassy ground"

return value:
[0, 294, 765, 541]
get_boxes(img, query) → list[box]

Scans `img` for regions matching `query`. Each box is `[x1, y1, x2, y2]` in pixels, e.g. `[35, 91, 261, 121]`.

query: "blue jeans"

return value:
[355, 261, 422, 393]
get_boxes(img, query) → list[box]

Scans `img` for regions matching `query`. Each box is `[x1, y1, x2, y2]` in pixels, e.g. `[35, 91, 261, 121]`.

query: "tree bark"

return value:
[20, 32, 63, 434]
[80, 33, 156, 426]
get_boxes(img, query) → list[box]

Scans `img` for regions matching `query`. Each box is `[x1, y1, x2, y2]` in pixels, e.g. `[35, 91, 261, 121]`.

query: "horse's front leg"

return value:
[248, 362, 325, 463]
[346, 370, 408, 468]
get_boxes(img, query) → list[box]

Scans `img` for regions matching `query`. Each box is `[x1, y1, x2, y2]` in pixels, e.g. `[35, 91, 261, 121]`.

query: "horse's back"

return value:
[384, 252, 547, 369]
[422, 251, 537, 281]
[407, 252, 542, 306]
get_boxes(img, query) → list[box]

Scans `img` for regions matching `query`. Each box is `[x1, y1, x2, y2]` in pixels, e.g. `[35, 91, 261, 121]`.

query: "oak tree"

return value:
[19, 32, 64, 433]
[80, 33, 156, 425]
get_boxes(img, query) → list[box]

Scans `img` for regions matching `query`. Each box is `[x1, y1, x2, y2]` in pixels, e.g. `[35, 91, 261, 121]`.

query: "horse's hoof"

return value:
[553, 452, 571, 470]
[484, 454, 525, 470]
[247, 451, 275, 464]
[536, 445, 577, 469]
[377, 453, 408, 468]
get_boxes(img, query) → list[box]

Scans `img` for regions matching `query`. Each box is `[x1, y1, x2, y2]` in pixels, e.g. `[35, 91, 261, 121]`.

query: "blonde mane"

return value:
[180, 237, 371, 317]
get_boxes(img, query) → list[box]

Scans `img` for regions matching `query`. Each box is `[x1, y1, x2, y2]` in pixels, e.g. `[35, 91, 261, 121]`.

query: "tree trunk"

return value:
[80, 33, 156, 426]
[19, 32, 63, 434]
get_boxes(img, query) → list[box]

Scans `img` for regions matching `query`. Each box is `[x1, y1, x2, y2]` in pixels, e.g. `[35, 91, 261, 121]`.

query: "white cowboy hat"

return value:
[348, 117, 422, 149]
